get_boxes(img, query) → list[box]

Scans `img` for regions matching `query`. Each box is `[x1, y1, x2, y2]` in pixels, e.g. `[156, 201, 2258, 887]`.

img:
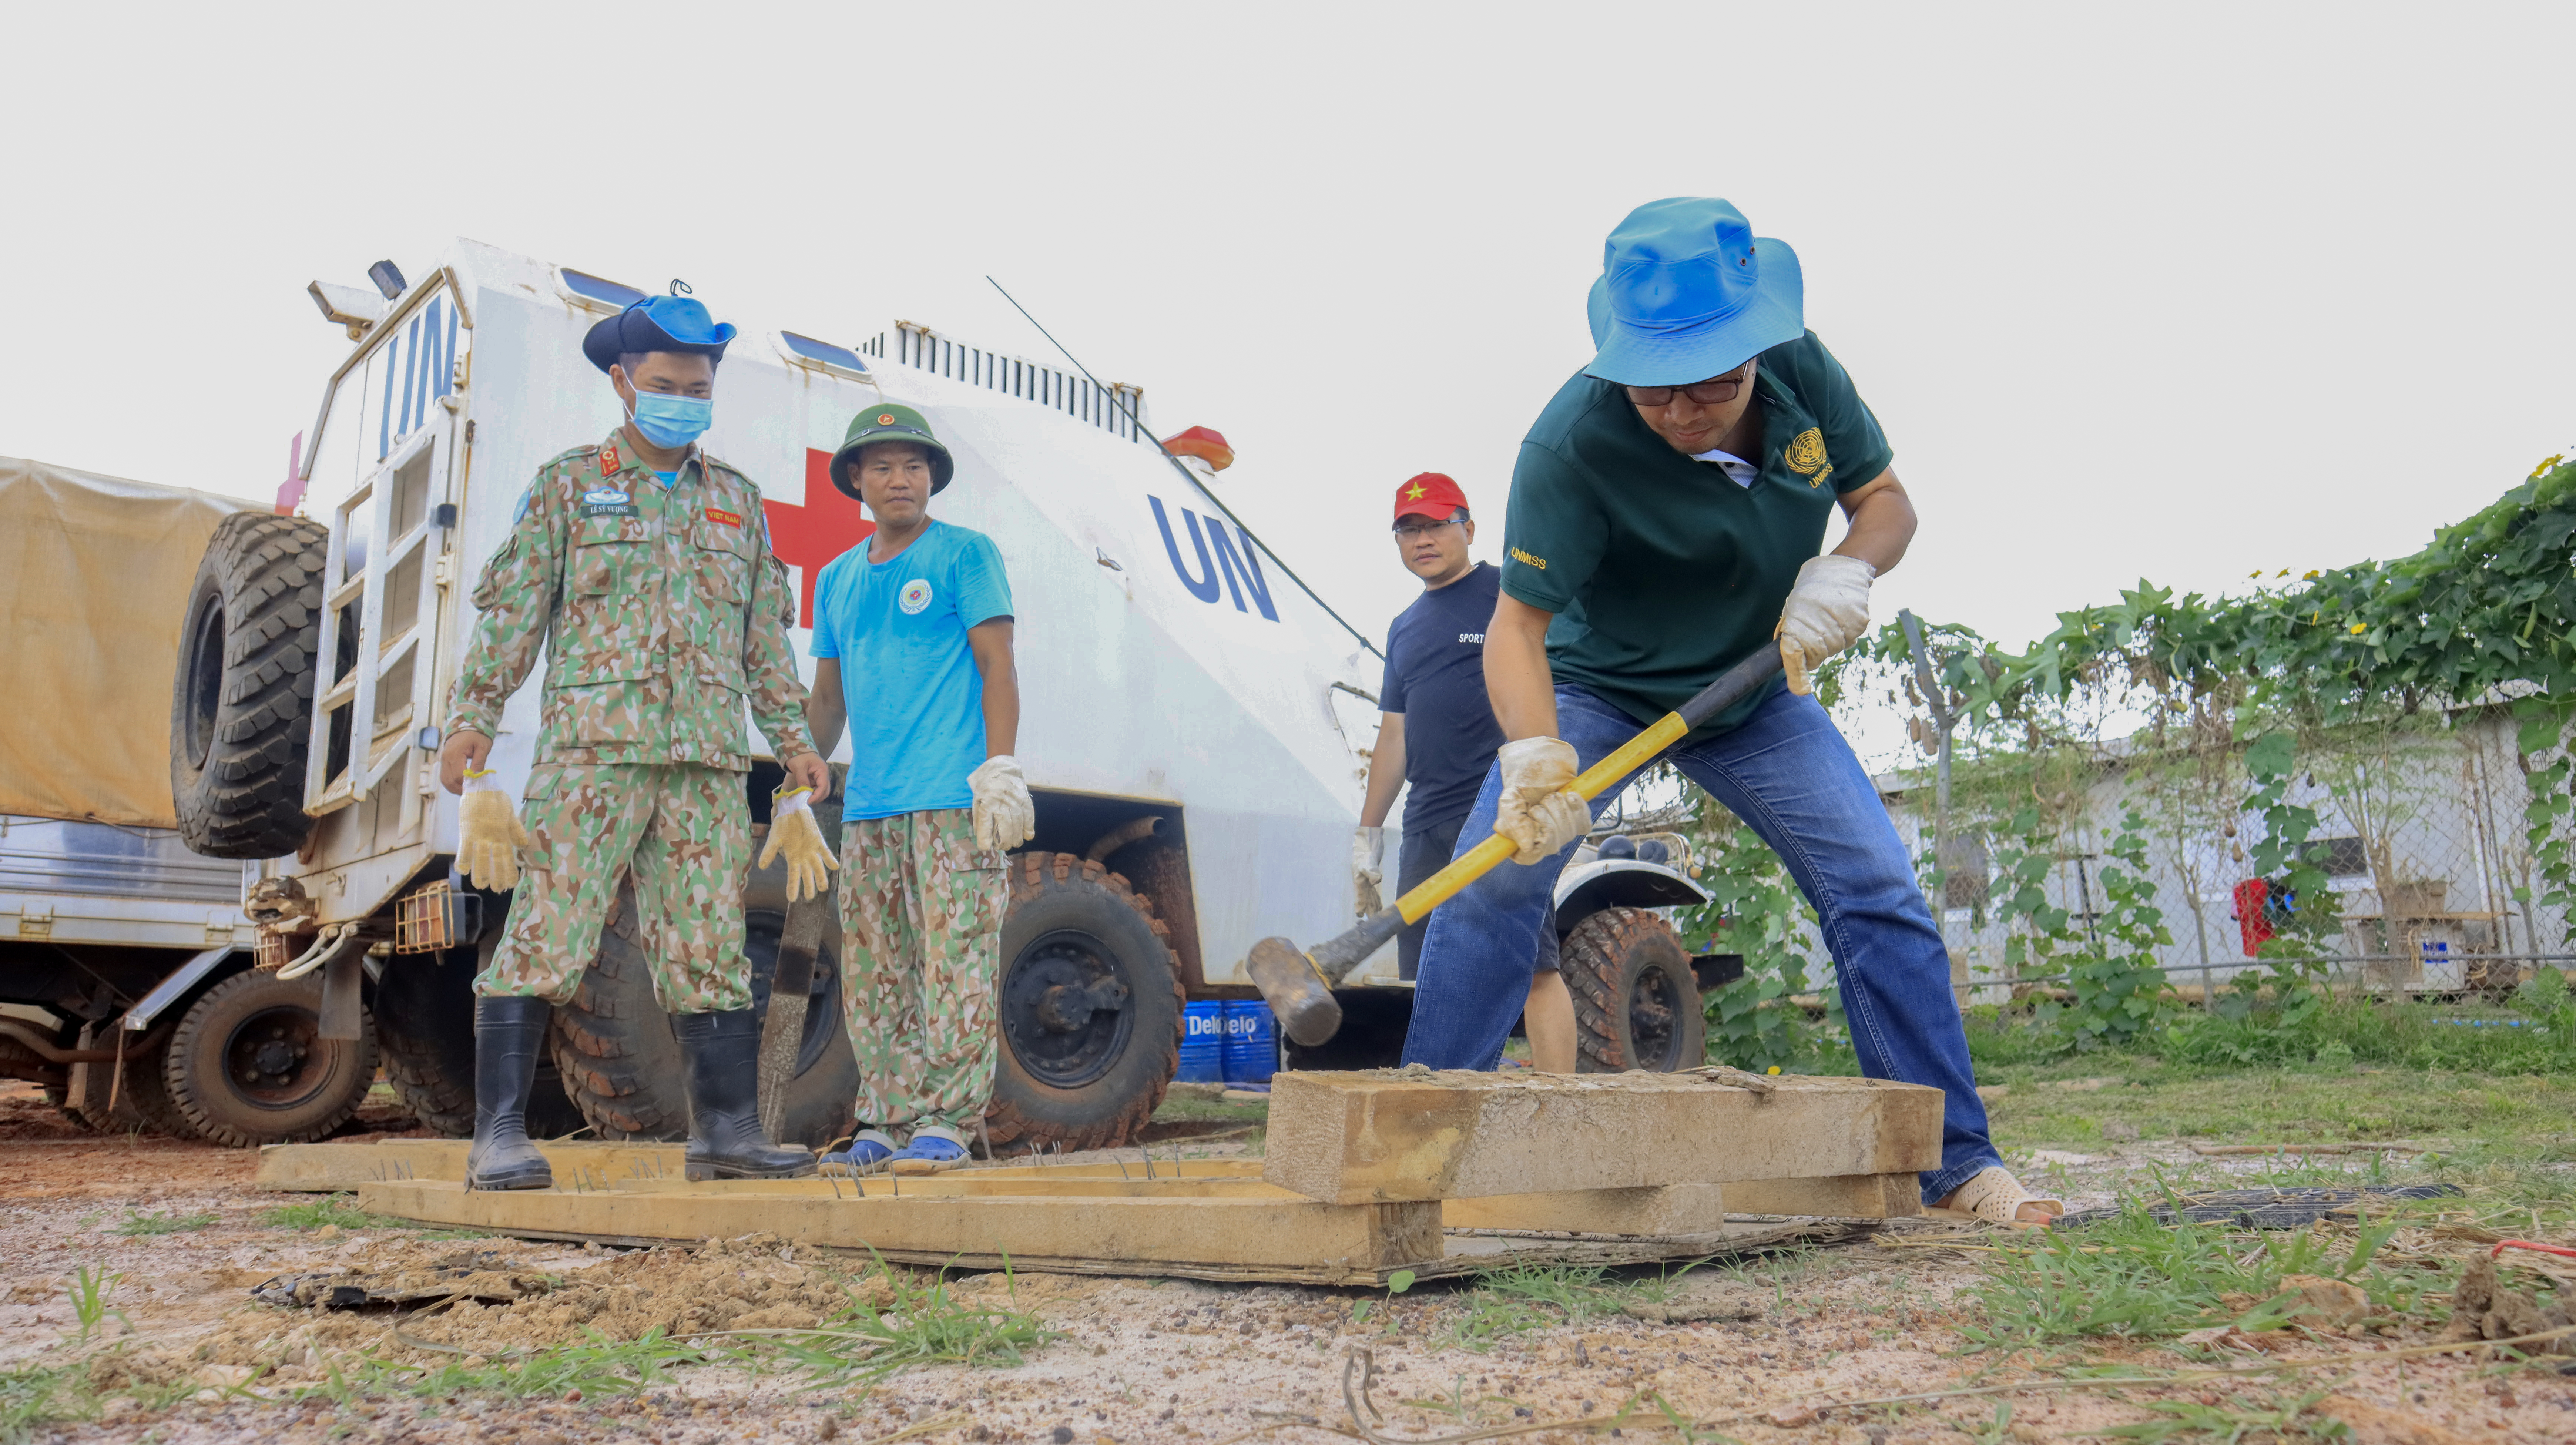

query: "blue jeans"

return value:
[1401, 683, 1998, 1201]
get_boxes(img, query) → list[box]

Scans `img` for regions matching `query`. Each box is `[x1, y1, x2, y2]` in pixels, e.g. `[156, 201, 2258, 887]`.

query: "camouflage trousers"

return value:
[476, 762, 754, 1014]
[836, 809, 1009, 1132]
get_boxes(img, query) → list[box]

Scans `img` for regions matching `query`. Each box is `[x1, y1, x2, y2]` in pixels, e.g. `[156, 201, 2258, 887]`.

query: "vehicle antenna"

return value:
[986, 276, 1385, 660]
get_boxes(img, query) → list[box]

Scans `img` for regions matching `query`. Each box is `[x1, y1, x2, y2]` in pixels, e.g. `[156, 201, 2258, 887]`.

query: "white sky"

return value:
[11, 2, 2573, 663]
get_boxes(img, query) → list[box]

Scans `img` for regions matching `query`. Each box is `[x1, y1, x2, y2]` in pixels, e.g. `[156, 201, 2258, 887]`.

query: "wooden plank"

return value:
[1723, 1173, 1921, 1219]
[1441, 1185, 1727, 1236]
[1410, 1219, 1869, 1281]
[255, 1140, 685, 1192]
[357, 1180, 1440, 1278]
[1262, 1069, 1943, 1205]
[608, 1176, 1298, 1201]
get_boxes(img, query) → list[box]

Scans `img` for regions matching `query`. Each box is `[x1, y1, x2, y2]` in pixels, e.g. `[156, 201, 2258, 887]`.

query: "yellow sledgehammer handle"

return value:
[1391, 710, 1690, 925]
[1247, 642, 1789, 1047]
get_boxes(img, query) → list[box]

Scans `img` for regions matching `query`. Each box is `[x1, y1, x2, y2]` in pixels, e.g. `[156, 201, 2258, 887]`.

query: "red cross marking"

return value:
[762, 449, 876, 629]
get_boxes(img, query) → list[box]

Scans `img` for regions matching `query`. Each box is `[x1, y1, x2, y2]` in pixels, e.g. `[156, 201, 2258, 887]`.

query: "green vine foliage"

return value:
[2050, 808, 2176, 1050]
[1843, 456, 2576, 923]
[1777, 455, 2576, 1057]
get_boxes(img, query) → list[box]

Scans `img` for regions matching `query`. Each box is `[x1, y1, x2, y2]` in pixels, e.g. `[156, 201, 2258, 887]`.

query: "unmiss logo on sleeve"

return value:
[898, 578, 934, 615]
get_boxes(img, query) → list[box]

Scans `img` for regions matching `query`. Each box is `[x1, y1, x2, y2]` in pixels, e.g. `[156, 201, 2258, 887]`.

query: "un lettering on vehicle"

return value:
[1148, 496, 1277, 622]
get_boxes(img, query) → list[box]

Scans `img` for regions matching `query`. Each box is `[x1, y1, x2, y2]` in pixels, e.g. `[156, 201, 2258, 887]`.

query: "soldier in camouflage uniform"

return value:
[438, 290, 831, 1190]
[802, 404, 1034, 1167]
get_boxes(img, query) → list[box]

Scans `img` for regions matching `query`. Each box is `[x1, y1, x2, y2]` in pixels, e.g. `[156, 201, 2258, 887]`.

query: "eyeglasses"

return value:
[1392, 518, 1462, 539]
[1623, 366, 1751, 408]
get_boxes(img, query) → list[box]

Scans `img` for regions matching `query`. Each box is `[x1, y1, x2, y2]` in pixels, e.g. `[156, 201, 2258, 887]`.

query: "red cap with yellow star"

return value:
[1393, 471, 1470, 522]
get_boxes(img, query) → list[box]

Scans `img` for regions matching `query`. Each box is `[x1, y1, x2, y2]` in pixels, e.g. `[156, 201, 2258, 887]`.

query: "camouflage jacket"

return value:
[445, 429, 815, 770]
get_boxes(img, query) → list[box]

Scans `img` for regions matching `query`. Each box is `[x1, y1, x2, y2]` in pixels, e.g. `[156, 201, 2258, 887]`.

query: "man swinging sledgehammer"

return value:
[1403, 198, 2059, 1227]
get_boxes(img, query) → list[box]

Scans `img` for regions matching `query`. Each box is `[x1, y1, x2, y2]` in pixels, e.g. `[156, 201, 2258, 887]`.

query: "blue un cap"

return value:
[582, 289, 738, 374]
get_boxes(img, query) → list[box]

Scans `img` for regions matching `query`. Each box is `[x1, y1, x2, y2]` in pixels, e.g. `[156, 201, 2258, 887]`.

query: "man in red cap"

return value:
[1354, 473, 1576, 1071]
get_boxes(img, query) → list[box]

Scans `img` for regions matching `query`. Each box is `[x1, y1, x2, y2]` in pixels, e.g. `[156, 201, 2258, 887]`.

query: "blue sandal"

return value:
[822, 1128, 900, 1168]
[886, 1123, 969, 1163]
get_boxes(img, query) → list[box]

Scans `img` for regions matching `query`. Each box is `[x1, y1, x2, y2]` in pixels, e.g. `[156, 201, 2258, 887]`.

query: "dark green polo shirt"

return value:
[1500, 330, 1893, 738]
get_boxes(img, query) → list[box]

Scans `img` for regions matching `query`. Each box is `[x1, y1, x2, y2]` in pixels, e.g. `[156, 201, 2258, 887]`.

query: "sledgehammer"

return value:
[1247, 642, 1790, 1046]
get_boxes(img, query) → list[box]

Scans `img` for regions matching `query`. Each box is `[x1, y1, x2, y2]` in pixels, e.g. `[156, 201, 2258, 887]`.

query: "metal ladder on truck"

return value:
[303, 289, 466, 842]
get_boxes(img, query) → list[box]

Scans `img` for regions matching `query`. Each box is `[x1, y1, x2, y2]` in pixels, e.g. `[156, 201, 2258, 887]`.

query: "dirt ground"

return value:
[4, 1078, 2575, 1444]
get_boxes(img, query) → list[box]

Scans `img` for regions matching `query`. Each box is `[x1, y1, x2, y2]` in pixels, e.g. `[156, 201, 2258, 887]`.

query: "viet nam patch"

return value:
[1783, 428, 1834, 488]
[898, 578, 935, 615]
[704, 507, 742, 528]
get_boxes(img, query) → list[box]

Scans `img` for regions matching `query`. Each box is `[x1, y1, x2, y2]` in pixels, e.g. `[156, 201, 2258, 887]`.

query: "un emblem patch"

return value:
[1784, 428, 1833, 488]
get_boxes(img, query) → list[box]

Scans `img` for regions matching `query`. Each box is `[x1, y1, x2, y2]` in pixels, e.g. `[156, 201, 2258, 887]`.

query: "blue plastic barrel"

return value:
[1177, 1002, 1225, 1082]
[1222, 1001, 1278, 1086]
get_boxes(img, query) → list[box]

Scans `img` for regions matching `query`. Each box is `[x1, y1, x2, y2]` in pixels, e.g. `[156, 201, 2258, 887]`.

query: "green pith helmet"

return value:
[830, 403, 954, 498]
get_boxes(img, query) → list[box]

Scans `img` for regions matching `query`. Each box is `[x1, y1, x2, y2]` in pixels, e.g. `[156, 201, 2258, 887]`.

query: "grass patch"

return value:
[1147, 1093, 1269, 1125]
[259, 1194, 403, 1231]
[712, 1261, 1056, 1385]
[0, 1362, 95, 1441]
[1961, 1189, 2431, 1349]
[2100, 1388, 2347, 1444]
[1963, 991, 2576, 1077]
[111, 1209, 217, 1237]
[64, 1266, 127, 1345]
[302, 1329, 714, 1403]
[1441, 1264, 1624, 1351]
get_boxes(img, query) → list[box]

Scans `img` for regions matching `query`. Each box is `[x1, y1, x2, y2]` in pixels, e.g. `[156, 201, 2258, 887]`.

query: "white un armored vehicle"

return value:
[143, 240, 1722, 1151]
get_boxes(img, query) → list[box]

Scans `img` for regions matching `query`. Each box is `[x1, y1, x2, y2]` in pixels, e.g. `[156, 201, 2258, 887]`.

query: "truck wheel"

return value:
[375, 925, 584, 1139]
[117, 1034, 200, 1140]
[986, 854, 1183, 1155]
[46, 1025, 194, 1139]
[170, 512, 329, 860]
[550, 882, 860, 1149]
[1566, 906, 1707, 1073]
[159, 968, 378, 1146]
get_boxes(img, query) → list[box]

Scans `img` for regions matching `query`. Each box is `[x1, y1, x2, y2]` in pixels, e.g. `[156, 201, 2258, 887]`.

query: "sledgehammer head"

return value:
[1247, 936, 1343, 1046]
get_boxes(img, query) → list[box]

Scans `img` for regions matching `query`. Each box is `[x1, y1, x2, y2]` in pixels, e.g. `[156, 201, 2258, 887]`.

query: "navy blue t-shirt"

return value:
[1379, 563, 1506, 834]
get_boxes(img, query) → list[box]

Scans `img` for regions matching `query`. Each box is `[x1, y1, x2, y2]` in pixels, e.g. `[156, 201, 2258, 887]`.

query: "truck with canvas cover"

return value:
[1, 458, 383, 1146]
[166, 241, 1722, 1153]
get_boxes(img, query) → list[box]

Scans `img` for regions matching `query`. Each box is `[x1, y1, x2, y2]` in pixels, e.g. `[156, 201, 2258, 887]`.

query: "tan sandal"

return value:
[1926, 1165, 2065, 1228]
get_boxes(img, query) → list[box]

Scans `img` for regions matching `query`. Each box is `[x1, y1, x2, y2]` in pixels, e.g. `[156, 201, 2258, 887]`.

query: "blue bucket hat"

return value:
[581, 292, 738, 374]
[1583, 198, 1803, 387]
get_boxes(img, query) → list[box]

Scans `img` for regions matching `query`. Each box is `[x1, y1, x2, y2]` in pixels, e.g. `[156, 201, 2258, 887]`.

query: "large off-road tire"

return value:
[1566, 906, 1707, 1073]
[170, 512, 329, 859]
[49, 1024, 195, 1139]
[550, 882, 860, 1149]
[160, 968, 378, 1146]
[374, 923, 584, 1140]
[987, 853, 1184, 1155]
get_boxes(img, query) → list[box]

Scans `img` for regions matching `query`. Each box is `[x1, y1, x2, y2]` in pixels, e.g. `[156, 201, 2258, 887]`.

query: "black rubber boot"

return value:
[466, 995, 555, 1191]
[674, 1009, 816, 1181]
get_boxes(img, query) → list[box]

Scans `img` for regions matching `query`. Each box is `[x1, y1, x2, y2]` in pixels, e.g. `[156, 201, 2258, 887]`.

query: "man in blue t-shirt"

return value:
[802, 404, 1034, 1168]
[1354, 472, 1576, 1071]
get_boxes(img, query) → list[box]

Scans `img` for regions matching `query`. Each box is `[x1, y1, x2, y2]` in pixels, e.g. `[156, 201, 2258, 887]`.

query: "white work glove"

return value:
[455, 769, 534, 893]
[1774, 554, 1876, 696]
[758, 786, 840, 904]
[1493, 738, 1591, 865]
[967, 756, 1036, 852]
[1352, 825, 1384, 914]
